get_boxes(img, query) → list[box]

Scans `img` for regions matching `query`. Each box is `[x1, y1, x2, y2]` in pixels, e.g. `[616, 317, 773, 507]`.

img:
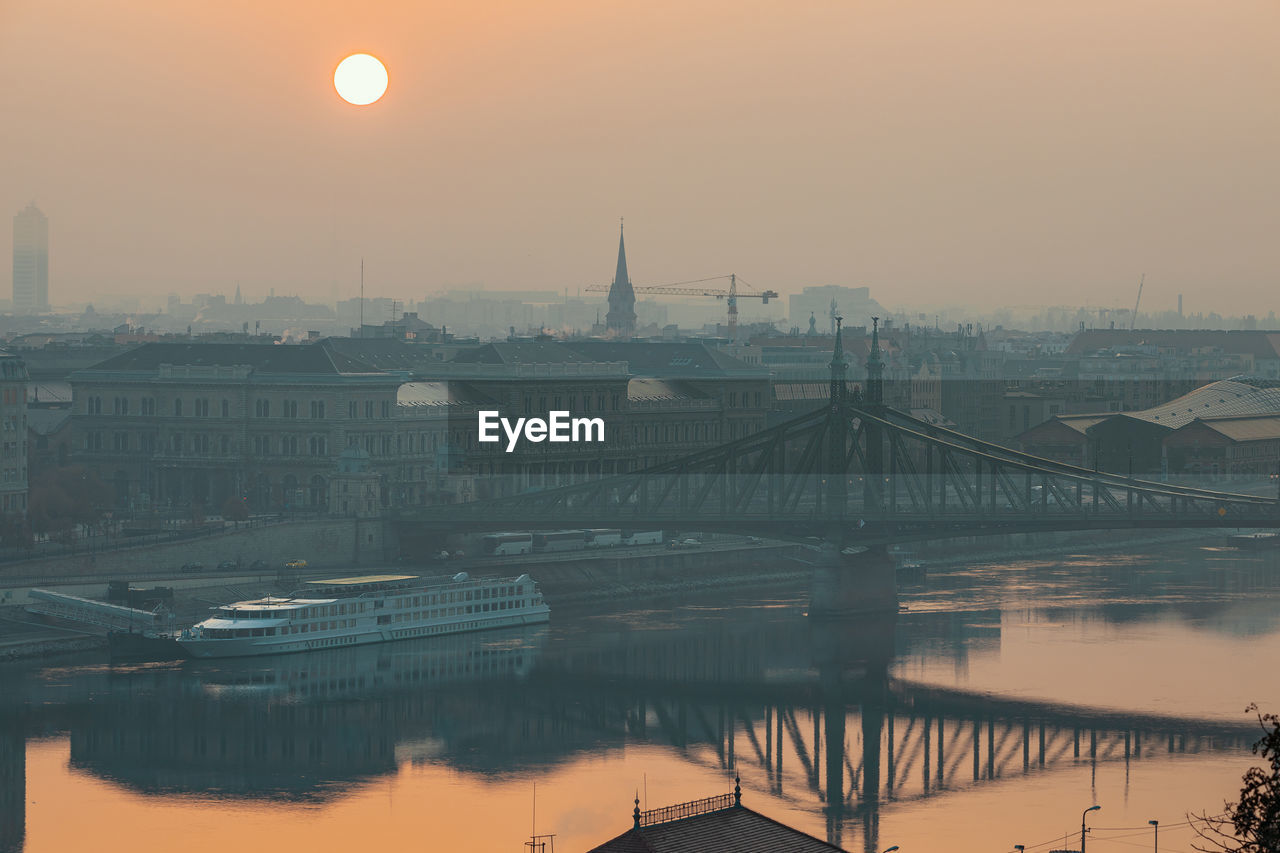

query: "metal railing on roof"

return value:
[638, 794, 735, 827]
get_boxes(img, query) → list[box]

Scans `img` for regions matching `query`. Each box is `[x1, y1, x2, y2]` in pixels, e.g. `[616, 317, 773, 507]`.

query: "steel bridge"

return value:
[406, 320, 1280, 543]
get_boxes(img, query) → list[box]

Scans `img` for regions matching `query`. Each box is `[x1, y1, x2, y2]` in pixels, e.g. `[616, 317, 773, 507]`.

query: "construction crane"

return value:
[586, 274, 778, 339]
[1130, 273, 1145, 330]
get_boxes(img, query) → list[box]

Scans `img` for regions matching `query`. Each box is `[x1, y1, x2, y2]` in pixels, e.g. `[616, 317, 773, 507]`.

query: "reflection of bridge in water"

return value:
[0, 608, 1260, 853]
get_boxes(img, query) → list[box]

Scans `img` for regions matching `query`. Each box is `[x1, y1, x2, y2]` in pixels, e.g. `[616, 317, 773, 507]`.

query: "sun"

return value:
[334, 54, 388, 106]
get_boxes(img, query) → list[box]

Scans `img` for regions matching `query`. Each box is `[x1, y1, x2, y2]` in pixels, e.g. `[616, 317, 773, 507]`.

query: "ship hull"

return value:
[179, 608, 549, 659]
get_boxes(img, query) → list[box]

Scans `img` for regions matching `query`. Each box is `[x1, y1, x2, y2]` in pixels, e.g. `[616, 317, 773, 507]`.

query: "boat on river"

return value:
[178, 571, 550, 659]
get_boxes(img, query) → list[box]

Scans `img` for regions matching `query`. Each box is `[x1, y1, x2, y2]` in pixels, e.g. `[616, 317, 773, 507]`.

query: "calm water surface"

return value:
[2, 538, 1278, 853]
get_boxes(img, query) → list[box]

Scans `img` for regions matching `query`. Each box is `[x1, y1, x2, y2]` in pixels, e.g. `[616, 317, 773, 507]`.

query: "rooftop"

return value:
[307, 574, 419, 586]
[587, 781, 846, 853]
[75, 340, 389, 377]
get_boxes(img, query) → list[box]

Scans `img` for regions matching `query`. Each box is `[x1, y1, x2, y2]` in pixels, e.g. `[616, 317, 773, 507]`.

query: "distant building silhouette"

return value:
[605, 222, 636, 336]
[12, 202, 49, 314]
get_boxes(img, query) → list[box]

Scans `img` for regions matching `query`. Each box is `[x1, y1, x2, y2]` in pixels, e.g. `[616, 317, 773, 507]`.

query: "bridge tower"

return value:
[810, 317, 898, 618]
[826, 317, 848, 520]
[863, 317, 885, 515]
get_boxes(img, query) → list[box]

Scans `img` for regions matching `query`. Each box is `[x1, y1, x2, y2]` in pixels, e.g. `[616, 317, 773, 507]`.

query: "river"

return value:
[1, 536, 1277, 853]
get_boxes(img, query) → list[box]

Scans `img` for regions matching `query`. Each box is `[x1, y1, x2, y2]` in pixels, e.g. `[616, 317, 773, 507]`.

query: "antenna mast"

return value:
[359, 258, 365, 337]
[1130, 273, 1144, 331]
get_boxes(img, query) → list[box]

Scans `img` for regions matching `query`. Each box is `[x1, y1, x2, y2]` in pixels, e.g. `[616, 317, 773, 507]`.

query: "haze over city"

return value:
[2, 0, 1277, 316]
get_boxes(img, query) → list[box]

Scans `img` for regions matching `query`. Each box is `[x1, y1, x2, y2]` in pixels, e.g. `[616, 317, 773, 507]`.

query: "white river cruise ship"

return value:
[178, 572, 550, 659]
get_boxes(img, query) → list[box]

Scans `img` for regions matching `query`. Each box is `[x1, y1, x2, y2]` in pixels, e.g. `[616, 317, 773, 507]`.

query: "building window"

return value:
[171, 434, 182, 452]
[283, 400, 298, 418]
[221, 399, 230, 418]
[113, 397, 129, 415]
[255, 399, 270, 418]
[141, 397, 155, 416]
[282, 435, 299, 455]
[113, 432, 128, 451]
[309, 436, 327, 456]
[380, 401, 390, 418]
[220, 435, 230, 455]
[195, 398, 210, 417]
[174, 399, 183, 417]
[349, 400, 357, 418]
[311, 401, 326, 419]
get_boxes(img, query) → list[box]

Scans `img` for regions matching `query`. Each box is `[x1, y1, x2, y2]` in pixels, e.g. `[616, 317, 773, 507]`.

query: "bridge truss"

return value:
[411, 400, 1280, 542]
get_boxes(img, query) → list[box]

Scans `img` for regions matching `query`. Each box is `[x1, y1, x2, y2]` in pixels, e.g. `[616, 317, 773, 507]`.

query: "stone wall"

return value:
[0, 518, 397, 583]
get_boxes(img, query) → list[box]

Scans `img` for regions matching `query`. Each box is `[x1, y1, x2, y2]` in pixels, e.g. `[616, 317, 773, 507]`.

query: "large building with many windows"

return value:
[70, 338, 774, 512]
[69, 341, 417, 511]
[12, 202, 49, 315]
[0, 350, 30, 516]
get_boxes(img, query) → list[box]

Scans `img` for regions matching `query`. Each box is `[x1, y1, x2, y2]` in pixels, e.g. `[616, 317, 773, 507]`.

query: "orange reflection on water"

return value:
[21, 730, 1263, 853]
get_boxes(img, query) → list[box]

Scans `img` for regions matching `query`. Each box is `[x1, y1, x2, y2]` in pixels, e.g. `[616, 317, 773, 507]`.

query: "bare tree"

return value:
[1192, 705, 1280, 852]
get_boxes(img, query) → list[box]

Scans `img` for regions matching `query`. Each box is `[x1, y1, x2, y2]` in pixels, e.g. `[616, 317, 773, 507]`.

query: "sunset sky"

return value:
[2, 0, 1276, 315]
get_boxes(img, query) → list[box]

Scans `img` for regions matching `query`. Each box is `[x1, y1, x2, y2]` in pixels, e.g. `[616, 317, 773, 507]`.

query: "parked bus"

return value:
[585, 528, 623, 548]
[481, 532, 534, 556]
[532, 530, 587, 552]
[622, 530, 664, 546]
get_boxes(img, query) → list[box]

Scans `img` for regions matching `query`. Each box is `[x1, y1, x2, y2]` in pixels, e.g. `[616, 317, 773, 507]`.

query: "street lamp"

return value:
[1149, 819, 1158, 852]
[1081, 805, 1101, 853]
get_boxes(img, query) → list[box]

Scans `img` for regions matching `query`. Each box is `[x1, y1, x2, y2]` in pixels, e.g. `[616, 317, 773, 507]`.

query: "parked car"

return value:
[217, 560, 239, 571]
[179, 562, 204, 573]
[284, 558, 308, 569]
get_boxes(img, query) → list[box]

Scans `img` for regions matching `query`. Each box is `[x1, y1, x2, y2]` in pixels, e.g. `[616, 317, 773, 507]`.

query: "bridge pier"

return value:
[809, 542, 898, 617]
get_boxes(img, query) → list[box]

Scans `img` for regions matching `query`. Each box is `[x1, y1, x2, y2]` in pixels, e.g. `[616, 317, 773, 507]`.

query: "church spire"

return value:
[829, 316, 845, 408]
[867, 316, 884, 406]
[605, 218, 636, 336]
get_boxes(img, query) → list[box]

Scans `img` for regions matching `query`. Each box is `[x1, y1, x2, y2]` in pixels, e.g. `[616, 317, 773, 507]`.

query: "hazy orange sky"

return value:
[2, 0, 1277, 315]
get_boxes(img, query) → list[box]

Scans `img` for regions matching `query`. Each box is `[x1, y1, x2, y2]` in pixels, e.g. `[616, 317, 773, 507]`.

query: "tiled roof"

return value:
[1049, 415, 1110, 435]
[587, 805, 847, 853]
[627, 378, 705, 402]
[397, 381, 496, 409]
[451, 341, 590, 365]
[563, 342, 764, 376]
[773, 382, 829, 401]
[325, 338, 449, 371]
[75, 341, 386, 376]
[1185, 415, 1280, 443]
[1127, 378, 1280, 428]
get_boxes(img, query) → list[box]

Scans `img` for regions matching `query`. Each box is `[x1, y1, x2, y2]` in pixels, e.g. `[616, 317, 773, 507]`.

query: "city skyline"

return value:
[2, 0, 1277, 316]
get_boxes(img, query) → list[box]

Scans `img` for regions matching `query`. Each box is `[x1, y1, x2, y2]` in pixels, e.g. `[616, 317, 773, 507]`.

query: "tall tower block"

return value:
[605, 221, 636, 336]
[12, 202, 49, 314]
